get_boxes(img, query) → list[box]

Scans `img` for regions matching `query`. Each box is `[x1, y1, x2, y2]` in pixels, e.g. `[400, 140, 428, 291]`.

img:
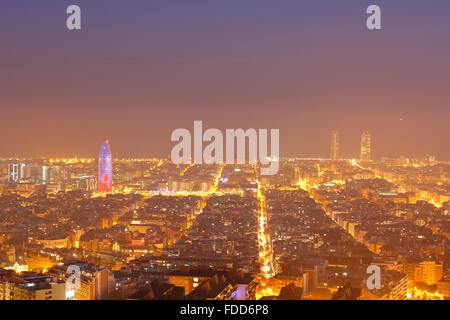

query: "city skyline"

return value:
[0, 130, 443, 163]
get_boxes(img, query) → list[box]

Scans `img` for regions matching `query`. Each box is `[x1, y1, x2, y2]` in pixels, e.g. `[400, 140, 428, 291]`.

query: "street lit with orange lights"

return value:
[254, 166, 283, 300]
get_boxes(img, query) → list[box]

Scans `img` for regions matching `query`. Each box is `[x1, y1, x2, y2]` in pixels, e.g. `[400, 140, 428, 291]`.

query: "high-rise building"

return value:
[330, 131, 339, 160]
[41, 166, 49, 183]
[98, 140, 112, 192]
[7, 163, 27, 183]
[360, 131, 371, 162]
[8, 164, 19, 182]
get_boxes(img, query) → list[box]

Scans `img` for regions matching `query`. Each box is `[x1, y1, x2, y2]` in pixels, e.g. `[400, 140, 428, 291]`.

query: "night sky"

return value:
[1, 1, 450, 159]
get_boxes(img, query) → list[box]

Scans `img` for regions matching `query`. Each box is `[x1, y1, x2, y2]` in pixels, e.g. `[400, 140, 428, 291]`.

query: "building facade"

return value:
[330, 131, 340, 161]
[98, 140, 113, 192]
[360, 131, 371, 162]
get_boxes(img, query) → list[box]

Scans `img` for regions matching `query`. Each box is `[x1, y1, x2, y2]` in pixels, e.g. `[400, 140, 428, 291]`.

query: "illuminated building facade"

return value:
[416, 261, 443, 286]
[360, 131, 371, 162]
[330, 131, 339, 160]
[98, 140, 112, 192]
[0, 270, 66, 300]
[7, 163, 26, 183]
[7, 164, 19, 182]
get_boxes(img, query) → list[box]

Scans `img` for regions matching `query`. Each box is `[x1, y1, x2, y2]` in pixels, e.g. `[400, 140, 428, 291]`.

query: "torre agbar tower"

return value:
[98, 140, 112, 192]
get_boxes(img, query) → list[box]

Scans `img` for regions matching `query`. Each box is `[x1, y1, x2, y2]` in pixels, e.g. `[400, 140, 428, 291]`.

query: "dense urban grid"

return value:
[0, 132, 449, 300]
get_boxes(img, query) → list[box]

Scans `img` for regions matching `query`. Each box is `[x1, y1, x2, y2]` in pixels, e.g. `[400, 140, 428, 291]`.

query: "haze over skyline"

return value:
[1, 1, 449, 159]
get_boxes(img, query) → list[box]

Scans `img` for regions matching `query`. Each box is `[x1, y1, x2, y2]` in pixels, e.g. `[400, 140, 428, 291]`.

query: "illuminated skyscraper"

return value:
[330, 131, 339, 160]
[98, 140, 112, 192]
[8, 163, 27, 183]
[360, 131, 371, 162]
[8, 163, 20, 182]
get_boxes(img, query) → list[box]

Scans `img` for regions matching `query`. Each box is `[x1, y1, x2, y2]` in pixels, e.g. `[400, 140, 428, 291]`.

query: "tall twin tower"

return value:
[330, 131, 371, 161]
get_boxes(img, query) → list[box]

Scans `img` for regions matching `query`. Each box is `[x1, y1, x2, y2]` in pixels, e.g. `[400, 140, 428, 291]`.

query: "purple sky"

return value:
[1, 1, 449, 159]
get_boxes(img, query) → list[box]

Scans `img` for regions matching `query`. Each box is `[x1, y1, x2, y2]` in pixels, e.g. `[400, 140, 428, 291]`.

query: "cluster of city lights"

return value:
[407, 287, 444, 300]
